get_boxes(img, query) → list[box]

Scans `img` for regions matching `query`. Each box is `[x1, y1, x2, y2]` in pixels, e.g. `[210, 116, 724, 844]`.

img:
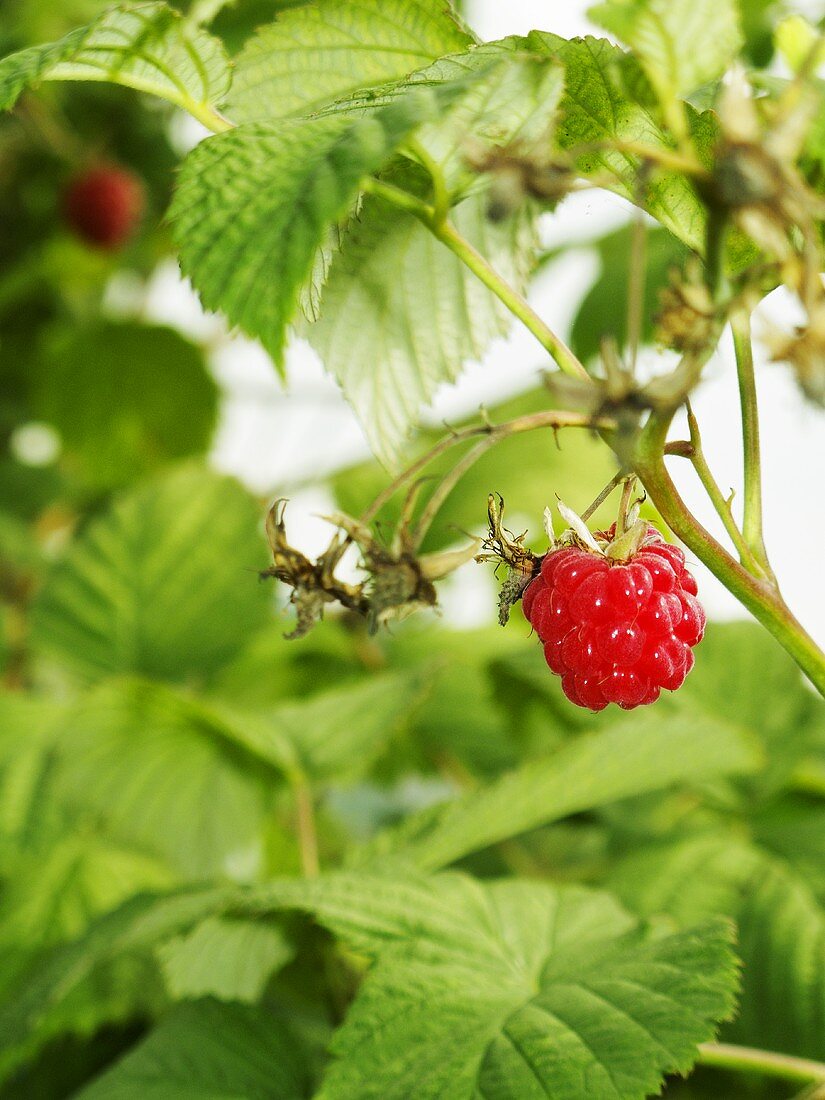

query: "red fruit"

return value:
[573, 673, 609, 711]
[63, 165, 145, 249]
[523, 530, 704, 712]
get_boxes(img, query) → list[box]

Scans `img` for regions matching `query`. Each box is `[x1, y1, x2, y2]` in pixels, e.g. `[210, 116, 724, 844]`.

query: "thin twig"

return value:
[412, 437, 494, 547]
[697, 1042, 825, 1086]
[360, 409, 613, 527]
[580, 470, 625, 522]
[685, 403, 767, 578]
[626, 210, 647, 372]
[731, 309, 774, 580]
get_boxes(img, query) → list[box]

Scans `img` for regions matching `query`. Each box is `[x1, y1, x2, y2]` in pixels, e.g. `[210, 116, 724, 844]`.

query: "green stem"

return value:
[731, 309, 774, 578]
[412, 436, 495, 547]
[432, 220, 590, 381]
[293, 775, 320, 877]
[635, 410, 825, 697]
[615, 475, 635, 537]
[581, 470, 625, 522]
[184, 98, 234, 134]
[359, 409, 613, 530]
[407, 138, 449, 226]
[704, 207, 728, 301]
[362, 176, 435, 220]
[626, 212, 647, 372]
[697, 1042, 825, 1086]
[685, 404, 766, 577]
[362, 178, 591, 382]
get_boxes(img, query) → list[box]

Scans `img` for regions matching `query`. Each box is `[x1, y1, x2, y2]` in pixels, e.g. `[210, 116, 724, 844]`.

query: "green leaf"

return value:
[570, 225, 688, 364]
[729, 855, 825, 1058]
[0, 692, 63, 846]
[31, 322, 218, 492]
[527, 32, 711, 251]
[295, 874, 738, 1100]
[407, 47, 566, 189]
[307, 179, 535, 465]
[752, 795, 825, 900]
[608, 833, 764, 928]
[361, 705, 759, 870]
[264, 672, 425, 782]
[74, 999, 313, 1099]
[679, 622, 825, 797]
[170, 85, 465, 373]
[0, 2, 230, 124]
[157, 916, 294, 1003]
[0, 886, 237, 1077]
[0, 833, 175, 949]
[227, 0, 472, 124]
[299, 50, 565, 461]
[609, 834, 825, 1060]
[30, 465, 271, 684]
[589, 0, 742, 98]
[49, 678, 283, 878]
[0, 868, 738, 1091]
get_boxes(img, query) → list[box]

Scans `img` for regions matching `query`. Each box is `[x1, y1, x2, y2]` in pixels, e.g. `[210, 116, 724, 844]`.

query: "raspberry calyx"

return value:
[522, 506, 705, 712]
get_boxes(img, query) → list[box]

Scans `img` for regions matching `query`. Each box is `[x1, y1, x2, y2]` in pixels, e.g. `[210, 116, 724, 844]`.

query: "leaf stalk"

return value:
[697, 1042, 825, 1086]
[362, 177, 592, 382]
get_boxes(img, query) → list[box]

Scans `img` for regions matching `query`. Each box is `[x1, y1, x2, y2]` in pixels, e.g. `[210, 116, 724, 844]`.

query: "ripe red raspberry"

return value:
[522, 527, 704, 712]
[62, 165, 145, 250]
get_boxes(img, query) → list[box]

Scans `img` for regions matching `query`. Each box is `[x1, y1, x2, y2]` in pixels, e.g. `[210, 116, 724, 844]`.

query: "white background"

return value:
[146, 0, 825, 650]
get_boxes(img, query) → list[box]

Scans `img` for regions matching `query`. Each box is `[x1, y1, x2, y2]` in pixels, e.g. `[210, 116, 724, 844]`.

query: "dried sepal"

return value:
[419, 539, 482, 581]
[542, 506, 557, 548]
[476, 494, 540, 625]
[556, 499, 604, 554]
[261, 500, 367, 638]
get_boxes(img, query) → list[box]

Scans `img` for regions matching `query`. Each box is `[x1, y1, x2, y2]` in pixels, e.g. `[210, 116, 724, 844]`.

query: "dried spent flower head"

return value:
[260, 500, 480, 637]
[328, 511, 480, 630]
[260, 500, 366, 638]
[709, 68, 825, 283]
[656, 264, 718, 354]
[764, 300, 825, 408]
[464, 141, 575, 221]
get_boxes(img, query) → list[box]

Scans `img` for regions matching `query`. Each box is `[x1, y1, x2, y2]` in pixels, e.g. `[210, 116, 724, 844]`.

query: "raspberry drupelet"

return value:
[522, 524, 704, 712]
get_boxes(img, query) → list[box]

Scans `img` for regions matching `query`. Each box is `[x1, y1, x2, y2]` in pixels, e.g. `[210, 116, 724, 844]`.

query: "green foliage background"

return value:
[1, 0, 824, 1097]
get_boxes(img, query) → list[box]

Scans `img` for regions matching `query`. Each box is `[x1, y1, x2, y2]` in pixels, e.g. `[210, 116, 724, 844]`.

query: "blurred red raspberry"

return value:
[63, 165, 145, 249]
